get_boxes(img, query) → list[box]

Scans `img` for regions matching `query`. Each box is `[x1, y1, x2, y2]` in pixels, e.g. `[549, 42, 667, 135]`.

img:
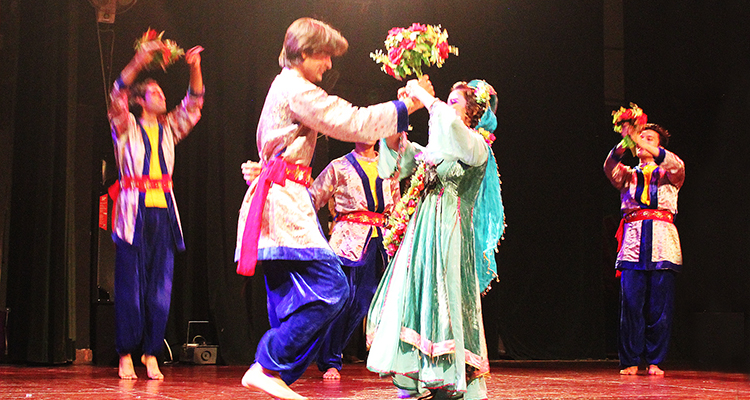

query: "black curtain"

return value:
[6, 0, 77, 364]
[623, 1, 750, 364]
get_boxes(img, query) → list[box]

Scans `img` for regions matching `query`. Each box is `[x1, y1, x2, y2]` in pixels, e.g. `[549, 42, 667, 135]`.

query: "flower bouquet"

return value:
[134, 28, 185, 71]
[612, 103, 647, 156]
[370, 23, 458, 80]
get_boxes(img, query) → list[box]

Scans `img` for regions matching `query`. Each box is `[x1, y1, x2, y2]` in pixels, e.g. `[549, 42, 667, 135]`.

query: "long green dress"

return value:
[366, 101, 502, 400]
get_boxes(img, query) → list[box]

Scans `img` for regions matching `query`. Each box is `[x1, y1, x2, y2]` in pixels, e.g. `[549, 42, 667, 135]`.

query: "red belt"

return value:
[237, 159, 312, 276]
[107, 175, 173, 227]
[120, 175, 173, 192]
[615, 209, 674, 252]
[336, 211, 385, 227]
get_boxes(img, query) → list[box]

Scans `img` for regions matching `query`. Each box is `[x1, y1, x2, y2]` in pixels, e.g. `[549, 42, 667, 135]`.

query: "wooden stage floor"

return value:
[1, 360, 748, 399]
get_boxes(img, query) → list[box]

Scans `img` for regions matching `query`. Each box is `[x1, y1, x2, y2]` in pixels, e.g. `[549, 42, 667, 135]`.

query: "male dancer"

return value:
[235, 17, 430, 400]
[604, 122, 685, 376]
[108, 40, 204, 380]
[308, 141, 399, 379]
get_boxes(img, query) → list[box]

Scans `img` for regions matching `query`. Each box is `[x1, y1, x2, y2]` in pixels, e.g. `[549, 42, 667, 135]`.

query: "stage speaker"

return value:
[180, 343, 218, 364]
[179, 320, 218, 364]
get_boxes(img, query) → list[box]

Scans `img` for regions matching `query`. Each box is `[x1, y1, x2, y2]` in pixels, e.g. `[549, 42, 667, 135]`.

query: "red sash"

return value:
[236, 159, 312, 276]
[107, 175, 173, 228]
[615, 209, 674, 252]
[336, 211, 385, 227]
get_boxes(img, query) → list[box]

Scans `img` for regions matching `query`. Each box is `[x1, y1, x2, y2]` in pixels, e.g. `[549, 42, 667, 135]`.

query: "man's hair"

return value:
[128, 78, 158, 116]
[643, 123, 670, 147]
[450, 82, 485, 129]
[278, 18, 348, 68]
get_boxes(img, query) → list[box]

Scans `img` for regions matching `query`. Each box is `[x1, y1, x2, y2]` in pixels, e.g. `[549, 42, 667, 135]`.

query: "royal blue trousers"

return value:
[618, 269, 676, 367]
[114, 208, 175, 356]
[317, 237, 384, 372]
[256, 258, 349, 385]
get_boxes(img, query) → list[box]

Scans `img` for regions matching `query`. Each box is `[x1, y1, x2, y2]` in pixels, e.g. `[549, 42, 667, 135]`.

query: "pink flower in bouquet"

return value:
[408, 23, 428, 32]
[437, 41, 449, 59]
[389, 47, 404, 65]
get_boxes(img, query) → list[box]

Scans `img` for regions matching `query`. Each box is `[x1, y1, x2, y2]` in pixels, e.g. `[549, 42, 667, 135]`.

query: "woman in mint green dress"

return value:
[366, 79, 505, 400]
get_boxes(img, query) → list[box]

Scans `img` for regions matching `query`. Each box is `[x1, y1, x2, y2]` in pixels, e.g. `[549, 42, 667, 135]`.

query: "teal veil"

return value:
[468, 80, 505, 293]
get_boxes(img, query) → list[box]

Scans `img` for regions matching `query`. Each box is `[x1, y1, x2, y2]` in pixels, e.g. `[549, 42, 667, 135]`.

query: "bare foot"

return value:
[141, 354, 164, 380]
[322, 368, 341, 380]
[619, 366, 638, 375]
[241, 362, 307, 400]
[119, 354, 138, 379]
[648, 364, 665, 375]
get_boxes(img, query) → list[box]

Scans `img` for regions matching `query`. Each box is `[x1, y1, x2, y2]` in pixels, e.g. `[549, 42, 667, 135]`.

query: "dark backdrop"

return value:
[1, 0, 748, 366]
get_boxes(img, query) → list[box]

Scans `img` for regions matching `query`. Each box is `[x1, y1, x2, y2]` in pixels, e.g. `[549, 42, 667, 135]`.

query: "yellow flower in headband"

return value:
[472, 81, 493, 105]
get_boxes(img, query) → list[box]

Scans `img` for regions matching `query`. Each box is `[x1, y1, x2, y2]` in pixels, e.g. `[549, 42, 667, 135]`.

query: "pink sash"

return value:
[236, 159, 312, 276]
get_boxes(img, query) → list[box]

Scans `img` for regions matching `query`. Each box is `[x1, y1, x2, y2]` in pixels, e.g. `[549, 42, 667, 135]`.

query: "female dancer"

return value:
[366, 78, 505, 400]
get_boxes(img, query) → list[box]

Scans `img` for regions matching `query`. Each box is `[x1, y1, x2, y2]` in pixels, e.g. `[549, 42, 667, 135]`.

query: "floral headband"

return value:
[466, 79, 498, 136]
[472, 80, 496, 106]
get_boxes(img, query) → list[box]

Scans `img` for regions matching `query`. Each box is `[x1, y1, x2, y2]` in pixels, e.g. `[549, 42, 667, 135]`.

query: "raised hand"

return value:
[185, 46, 204, 67]
[417, 74, 434, 96]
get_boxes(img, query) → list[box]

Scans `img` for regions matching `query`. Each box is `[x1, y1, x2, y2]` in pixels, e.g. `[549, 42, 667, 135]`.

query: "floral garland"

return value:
[477, 128, 496, 145]
[370, 23, 458, 80]
[382, 153, 436, 256]
[134, 29, 185, 71]
[612, 102, 647, 155]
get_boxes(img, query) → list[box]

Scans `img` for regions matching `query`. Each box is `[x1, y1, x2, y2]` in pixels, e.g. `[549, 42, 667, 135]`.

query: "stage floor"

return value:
[1, 360, 748, 399]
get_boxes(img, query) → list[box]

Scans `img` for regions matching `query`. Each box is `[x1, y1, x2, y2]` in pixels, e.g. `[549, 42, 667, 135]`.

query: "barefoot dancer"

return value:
[108, 39, 204, 379]
[604, 119, 684, 376]
[235, 17, 429, 399]
[308, 141, 400, 380]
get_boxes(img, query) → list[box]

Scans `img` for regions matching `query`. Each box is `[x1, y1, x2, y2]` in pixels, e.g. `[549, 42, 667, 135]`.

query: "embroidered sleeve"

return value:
[377, 137, 422, 181]
[165, 87, 205, 144]
[108, 77, 132, 137]
[603, 147, 631, 190]
[288, 82, 402, 144]
[658, 149, 685, 188]
[309, 162, 338, 211]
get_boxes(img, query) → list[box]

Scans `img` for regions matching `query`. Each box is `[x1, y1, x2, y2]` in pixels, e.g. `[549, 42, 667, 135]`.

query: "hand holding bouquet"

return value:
[134, 29, 185, 71]
[371, 23, 458, 80]
[612, 103, 647, 156]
